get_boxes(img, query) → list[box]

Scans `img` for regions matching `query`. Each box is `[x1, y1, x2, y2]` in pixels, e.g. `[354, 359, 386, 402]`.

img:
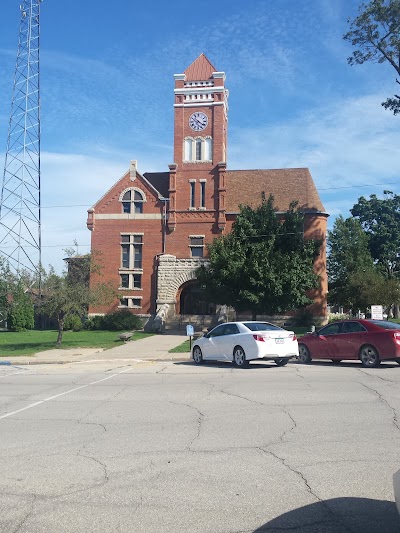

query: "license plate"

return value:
[275, 338, 284, 344]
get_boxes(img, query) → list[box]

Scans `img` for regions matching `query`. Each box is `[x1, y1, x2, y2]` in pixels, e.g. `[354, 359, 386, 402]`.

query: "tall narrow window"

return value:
[120, 234, 143, 270]
[204, 138, 212, 160]
[184, 138, 193, 161]
[133, 190, 144, 214]
[190, 181, 195, 208]
[200, 181, 206, 208]
[133, 235, 143, 268]
[195, 139, 202, 161]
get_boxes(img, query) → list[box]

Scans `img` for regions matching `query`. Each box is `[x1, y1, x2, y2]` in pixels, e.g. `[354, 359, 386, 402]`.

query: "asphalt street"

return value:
[0, 359, 400, 533]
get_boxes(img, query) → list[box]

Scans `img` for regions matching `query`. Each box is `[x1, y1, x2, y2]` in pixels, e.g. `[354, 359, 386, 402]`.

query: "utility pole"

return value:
[0, 0, 43, 277]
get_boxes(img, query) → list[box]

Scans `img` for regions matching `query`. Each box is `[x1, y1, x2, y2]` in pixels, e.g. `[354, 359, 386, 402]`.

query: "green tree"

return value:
[351, 191, 400, 277]
[196, 195, 322, 319]
[7, 281, 35, 331]
[41, 254, 116, 346]
[327, 215, 376, 308]
[343, 0, 400, 114]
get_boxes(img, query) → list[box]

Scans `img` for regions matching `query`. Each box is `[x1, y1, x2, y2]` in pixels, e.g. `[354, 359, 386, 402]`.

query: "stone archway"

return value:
[156, 254, 214, 317]
[177, 280, 216, 316]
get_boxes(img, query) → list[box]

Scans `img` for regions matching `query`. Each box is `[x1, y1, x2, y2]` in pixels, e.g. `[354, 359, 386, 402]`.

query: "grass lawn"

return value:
[0, 330, 153, 357]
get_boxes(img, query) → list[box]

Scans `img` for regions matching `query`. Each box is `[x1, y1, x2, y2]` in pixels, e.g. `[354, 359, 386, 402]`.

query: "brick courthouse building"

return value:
[87, 54, 328, 326]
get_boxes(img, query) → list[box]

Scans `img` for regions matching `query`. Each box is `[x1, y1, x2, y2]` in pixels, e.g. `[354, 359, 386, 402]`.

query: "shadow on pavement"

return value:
[253, 497, 400, 532]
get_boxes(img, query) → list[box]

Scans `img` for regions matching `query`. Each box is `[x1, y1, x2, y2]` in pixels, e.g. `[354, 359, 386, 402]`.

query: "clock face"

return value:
[189, 111, 208, 131]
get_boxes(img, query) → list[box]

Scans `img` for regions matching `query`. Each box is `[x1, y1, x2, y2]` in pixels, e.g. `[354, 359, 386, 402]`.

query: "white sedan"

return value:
[192, 321, 298, 367]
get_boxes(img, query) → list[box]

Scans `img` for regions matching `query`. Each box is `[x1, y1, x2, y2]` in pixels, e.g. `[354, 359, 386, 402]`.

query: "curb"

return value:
[0, 357, 191, 366]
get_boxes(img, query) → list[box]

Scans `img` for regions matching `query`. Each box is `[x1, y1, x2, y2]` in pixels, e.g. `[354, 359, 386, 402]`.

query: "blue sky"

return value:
[1, 0, 400, 272]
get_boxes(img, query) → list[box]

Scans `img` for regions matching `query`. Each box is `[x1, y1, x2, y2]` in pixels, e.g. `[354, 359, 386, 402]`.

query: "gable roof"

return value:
[225, 168, 326, 213]
[184, 53, 217, 81]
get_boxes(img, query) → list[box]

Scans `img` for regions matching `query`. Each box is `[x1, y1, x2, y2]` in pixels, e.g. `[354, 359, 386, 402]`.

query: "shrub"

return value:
[83, 315, 104, 330]
[64, 314, 82, 331]
[102, 310, 142, 331]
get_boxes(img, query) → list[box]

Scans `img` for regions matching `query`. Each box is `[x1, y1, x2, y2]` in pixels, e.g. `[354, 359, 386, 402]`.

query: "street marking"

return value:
[0, 367, 132, 420]
[0, 370, 27, 379]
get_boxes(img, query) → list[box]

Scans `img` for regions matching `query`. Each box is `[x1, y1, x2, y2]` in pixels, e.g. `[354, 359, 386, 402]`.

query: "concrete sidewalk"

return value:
[0, 333, 192, 366]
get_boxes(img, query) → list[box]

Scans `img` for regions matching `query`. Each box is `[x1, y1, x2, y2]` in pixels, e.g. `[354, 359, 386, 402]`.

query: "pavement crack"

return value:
[219, 388, 265, 405]
[360, 382, 400, 431]
[11, 494, 36, 533]
[168, 400, 205, 451]
[260, 449, 356, 533]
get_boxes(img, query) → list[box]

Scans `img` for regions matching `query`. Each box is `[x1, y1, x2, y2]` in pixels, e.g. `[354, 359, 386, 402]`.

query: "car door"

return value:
[331, 321, 368, 359]
[200, 324, 225, 359]
[312, 323, 343, 359]
[216, 323, 241, 360]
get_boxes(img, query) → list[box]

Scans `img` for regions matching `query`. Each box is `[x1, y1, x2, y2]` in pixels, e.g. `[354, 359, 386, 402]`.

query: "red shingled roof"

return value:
[226, 168, 326, 213]
[184, 53, 217, 81]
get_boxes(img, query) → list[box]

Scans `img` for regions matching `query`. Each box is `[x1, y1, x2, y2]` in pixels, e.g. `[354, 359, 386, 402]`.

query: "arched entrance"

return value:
[178, 281, 216, 316]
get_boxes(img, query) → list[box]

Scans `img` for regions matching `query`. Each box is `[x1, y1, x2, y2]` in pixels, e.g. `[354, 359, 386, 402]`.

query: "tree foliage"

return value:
[0, 258, 35, 330]
[343, 0, 400, 114]
[41, 254, 116, 346]
[196, 195, 322, 318]
[327, 215, 376, 308]
[351, 191, 400, 277]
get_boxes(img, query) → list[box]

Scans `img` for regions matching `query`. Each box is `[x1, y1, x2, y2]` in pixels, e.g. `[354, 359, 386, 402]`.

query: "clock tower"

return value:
[168, 54, 229, 233]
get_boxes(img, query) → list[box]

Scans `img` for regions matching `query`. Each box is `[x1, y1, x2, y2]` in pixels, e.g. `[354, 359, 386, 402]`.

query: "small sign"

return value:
[186, 324, 194, 336]
[371, 305, 383, 320]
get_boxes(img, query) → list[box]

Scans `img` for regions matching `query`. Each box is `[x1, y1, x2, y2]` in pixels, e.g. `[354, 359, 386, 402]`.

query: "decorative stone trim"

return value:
[156, 254, 208, 305]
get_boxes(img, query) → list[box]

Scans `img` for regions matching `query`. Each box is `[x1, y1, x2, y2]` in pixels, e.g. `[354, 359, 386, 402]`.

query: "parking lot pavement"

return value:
[0, 360, 399, 533]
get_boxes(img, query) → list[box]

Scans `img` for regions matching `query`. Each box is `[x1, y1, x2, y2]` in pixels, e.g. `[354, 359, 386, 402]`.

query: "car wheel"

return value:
[192, 346, 203, 365]
[331, 359, 342, 364]
[360, 345, 380, 368]
[233, 346, 248, 368]
[275, 358, 289, 367]
[298, 344, 311, 364]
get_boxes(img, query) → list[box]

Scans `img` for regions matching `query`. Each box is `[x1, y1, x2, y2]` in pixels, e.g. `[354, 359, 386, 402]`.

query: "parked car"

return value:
[192, 321, 298, 367]
[394, 469, 400, 515]
[298, 319, 400, 367]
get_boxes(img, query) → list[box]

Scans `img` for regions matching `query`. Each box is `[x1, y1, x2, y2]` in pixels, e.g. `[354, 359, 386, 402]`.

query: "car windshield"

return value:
[243, 322, 283, 332]
[371, 320, 400, 330]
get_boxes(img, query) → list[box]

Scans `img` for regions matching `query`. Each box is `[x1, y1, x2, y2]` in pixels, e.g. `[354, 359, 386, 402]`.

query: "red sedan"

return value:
[298, 319, 400, 368]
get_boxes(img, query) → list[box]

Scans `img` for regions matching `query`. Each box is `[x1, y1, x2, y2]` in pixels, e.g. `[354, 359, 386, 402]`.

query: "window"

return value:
[183, 137, 212, 162]
[120, 274, 129, 288]
[190, 236, 204, 258]
[120, 189, 145, 214]
[119, 297, 142, 309]
[120, 234, 143, 269]
[342, 322, 367, 334]
[190, 181, 195, 208]
[119, 273, 142, 289]
[195, 139, 202, 161]
[200, 181, 206, 208]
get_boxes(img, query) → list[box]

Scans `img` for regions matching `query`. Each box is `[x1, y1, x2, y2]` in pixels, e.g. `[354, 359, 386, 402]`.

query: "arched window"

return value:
[121, 189, 145, 214]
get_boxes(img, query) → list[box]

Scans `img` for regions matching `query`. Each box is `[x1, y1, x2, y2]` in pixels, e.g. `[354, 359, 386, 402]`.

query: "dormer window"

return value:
[120, 188, 146, 214]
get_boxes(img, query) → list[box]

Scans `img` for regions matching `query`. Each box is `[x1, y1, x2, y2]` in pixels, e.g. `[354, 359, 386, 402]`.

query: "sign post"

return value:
[371, 305, 383, 320]
[186, 324, 194, 350]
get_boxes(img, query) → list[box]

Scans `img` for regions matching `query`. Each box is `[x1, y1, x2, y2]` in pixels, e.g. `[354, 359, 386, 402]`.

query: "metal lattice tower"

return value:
[0, 0, 43, 275]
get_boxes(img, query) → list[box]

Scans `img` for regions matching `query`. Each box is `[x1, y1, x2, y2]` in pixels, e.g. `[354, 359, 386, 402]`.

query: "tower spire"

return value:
[0, 0, 43, 275]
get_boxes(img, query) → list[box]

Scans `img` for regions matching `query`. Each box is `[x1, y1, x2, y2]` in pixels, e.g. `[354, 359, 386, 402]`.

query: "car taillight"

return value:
[394, 333, 400, 342]
[253, 334, 269, 342]
[289, 334, 297, 341]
